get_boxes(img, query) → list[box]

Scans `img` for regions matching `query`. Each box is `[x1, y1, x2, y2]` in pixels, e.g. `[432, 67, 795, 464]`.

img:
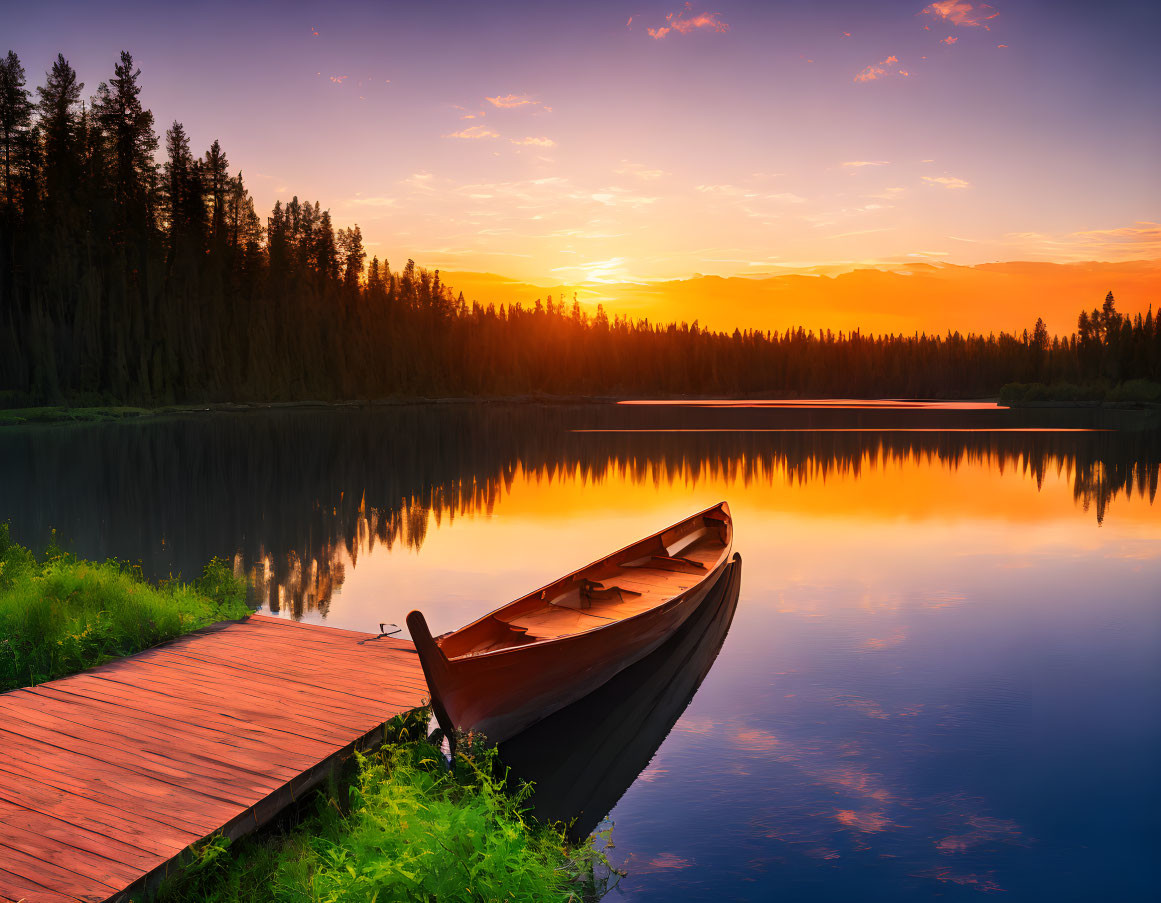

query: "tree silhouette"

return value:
[0, 49, 1158, 407]
[0, 52, 33, 214]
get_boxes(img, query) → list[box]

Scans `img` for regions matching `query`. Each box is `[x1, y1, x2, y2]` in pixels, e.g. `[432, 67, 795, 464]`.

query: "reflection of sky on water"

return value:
[617, 400, 1007, 409]
[1, 408, 1157, 899]
[320, 458, 1158, 900]
[595, 500, 1159, 900]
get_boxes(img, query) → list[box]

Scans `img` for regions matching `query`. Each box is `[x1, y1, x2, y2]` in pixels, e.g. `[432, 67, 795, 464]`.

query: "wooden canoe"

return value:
[406, 501, 733, 745]
[498, 551, 742, 837]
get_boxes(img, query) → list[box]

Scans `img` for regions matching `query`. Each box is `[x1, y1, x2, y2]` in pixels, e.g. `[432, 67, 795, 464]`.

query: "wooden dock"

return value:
[0, 614, 428, 903]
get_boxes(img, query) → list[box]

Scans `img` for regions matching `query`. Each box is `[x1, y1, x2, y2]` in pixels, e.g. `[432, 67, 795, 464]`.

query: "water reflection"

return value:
[1, 404, 1157, 900]
[0, 405, 1156, 618]
[499, 553, 743, 839]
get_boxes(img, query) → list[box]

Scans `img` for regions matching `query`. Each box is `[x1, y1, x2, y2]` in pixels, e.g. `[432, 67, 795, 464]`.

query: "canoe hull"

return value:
[406, 501, 734, 745]
[409, 554, 731, 744]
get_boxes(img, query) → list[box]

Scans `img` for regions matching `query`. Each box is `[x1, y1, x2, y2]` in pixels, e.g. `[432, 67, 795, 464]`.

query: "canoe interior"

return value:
[438, 503, 731, 659]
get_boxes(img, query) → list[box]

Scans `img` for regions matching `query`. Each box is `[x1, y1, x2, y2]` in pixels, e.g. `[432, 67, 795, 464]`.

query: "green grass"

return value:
[155, 717, 616, 903]
[0, 525, 251, 691]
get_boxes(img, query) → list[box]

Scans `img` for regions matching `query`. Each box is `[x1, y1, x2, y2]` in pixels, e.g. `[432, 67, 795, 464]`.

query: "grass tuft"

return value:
[0, 525, 250, 691]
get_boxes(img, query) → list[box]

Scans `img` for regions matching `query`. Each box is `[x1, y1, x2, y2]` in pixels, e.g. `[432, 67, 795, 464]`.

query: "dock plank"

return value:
[0, 616, 427, 903]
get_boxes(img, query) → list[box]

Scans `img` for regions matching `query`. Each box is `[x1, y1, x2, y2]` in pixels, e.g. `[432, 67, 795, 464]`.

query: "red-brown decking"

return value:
[0, 614, 428, 903]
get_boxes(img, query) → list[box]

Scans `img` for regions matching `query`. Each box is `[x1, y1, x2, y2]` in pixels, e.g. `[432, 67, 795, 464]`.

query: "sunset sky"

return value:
[6, 0, 1160, 318]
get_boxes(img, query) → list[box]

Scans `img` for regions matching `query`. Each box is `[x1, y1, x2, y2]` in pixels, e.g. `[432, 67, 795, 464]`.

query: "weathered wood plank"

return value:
[42, 679, 373, 747]
[0, 866, 84, 903]
[6, 690, 332, 769]
[0, 695, 311, 781]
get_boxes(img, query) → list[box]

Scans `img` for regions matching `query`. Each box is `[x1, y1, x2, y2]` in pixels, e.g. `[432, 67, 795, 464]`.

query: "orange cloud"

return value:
[941, 35, 958, 44]
[922, 1, 1000, 28]
[486, 93, 538, 109]
[510, 136, 556, 147]
[444, 125, 499, 140]
[923, 175, 970, 189]
[1066, 221, 1161, 257]
[855, 55, 902, 82]
[843, 160, 890, 168]
[616, 161, 668, 180]
[647, 3, 730, 39]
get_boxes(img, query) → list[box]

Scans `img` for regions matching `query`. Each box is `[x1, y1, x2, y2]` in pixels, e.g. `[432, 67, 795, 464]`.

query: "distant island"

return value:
[1, 50, 1158, 407]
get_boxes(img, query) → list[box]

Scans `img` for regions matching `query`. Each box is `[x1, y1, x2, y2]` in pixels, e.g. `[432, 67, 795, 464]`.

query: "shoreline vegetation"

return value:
[156, 718, 615, 903]
[1, 51, 1159, 406]
[0, 525, 249, 691]
[0, 531, 611, 901]
[998, 378, 1161, 406]
[1, 381, 1160, 428]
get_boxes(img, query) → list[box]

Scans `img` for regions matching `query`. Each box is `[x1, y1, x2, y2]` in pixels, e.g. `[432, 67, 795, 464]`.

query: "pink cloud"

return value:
[922, 1, 1000, 29]
[444, 125, 499, 140]
[923, 175, 971, 189]
[941, 35, 958, 44]
[486, 93, 540, 109]
[914, 867, 1004, 893]
[835, 809, 893, 832]
[854, 55, 903, 82]
[647, 3, 730, 39]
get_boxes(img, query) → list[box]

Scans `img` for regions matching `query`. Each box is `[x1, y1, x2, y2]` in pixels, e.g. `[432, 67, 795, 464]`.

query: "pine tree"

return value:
[92, 51, 158, 228]
[163, 120, 193, 247]
[203, 139, 229, 246]
[338, 224, 365, 291]
[36, 53, 83, 199]
[0, 51, 33, 213]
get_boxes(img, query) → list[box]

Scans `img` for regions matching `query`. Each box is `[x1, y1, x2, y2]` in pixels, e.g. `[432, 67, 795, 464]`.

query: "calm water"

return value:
[2, 403, 1159, 901]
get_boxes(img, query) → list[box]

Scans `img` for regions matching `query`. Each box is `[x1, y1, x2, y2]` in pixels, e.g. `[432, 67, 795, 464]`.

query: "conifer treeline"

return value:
[1, 50, 1159, 404]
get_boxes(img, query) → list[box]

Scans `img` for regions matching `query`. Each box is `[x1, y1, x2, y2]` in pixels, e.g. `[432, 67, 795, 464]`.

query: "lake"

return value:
[1, 402, 1158, 901]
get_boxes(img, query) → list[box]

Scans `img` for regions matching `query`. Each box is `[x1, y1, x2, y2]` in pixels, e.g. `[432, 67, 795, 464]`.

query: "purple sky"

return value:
[5, 0, 1160, 282]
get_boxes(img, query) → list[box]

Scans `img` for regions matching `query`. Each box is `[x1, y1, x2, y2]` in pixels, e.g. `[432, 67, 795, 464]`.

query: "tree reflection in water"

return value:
[0, 404, 1155, 617]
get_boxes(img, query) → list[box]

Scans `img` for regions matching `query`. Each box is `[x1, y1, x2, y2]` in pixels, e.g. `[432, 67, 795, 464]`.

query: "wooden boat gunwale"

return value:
[426, 500, 732, 663]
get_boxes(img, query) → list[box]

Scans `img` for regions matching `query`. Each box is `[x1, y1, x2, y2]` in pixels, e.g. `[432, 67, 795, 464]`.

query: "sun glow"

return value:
[4, 0, 1155, 330]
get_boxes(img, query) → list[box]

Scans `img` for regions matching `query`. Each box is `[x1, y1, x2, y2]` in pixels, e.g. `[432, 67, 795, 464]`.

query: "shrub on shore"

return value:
[999, 379, 1161, 405]
[0, 526, 250, 691]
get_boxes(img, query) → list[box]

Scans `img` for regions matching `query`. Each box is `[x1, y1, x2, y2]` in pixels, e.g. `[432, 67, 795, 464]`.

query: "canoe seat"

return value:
[579, 579, 641, 609]
[624, 555, 706, 574]
[582, 588, 669, 620]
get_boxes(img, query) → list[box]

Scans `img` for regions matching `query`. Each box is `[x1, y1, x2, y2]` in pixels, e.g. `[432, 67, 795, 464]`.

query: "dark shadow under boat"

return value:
[497, 552, 743, 839]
